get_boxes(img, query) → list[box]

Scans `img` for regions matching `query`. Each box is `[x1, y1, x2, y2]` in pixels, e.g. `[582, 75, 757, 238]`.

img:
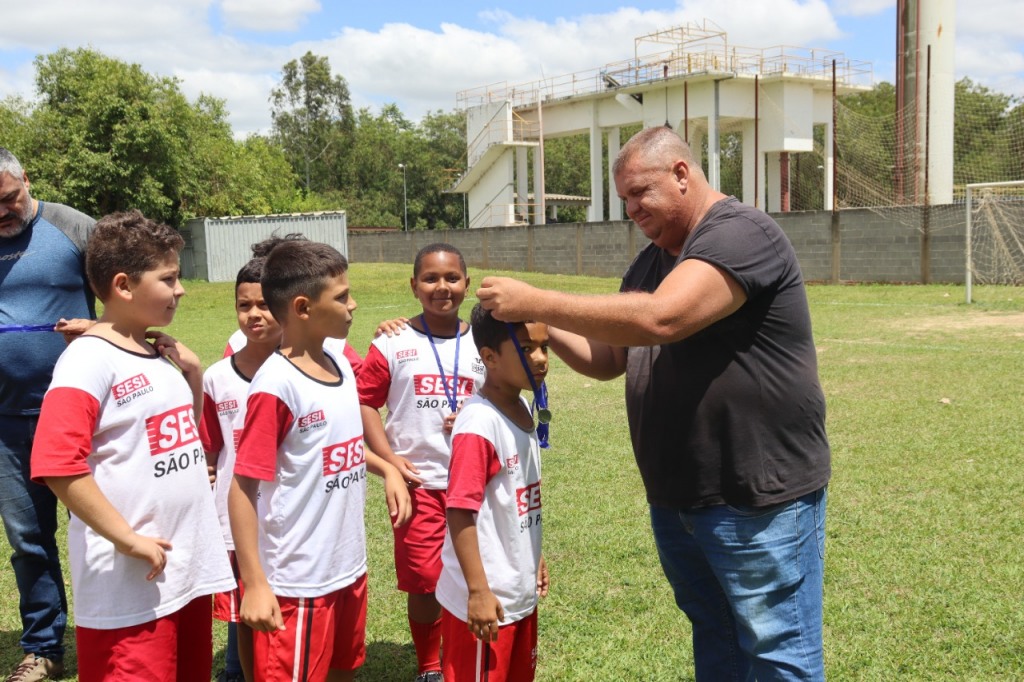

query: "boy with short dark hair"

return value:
[221, 234, 364, 375]
[228, 239, 411, 682]
[30, 209, 234, 681]
[358, 242, 485, 682]
[200, 252, 283, 682]
[437, 304, 550, 682]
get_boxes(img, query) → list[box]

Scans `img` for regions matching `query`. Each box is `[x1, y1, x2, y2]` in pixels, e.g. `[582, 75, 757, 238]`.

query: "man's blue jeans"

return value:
[650, 487, 826, 682]
[0, 415, 68, 661]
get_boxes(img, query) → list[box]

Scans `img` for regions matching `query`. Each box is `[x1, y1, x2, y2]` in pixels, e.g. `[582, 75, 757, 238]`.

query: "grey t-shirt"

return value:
[39, 201, 95, 255]
[621, 197, 830, 509]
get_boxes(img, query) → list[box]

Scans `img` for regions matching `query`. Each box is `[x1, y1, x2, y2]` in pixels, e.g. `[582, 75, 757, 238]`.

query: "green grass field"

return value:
[2, 265, 1023, 680]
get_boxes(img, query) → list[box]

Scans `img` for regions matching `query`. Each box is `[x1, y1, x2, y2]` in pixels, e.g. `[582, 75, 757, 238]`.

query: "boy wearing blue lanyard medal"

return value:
[358, 244, 486, 682]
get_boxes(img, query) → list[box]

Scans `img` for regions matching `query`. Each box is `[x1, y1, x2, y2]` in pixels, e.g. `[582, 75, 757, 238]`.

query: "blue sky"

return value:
[1, 1, 1020, 137]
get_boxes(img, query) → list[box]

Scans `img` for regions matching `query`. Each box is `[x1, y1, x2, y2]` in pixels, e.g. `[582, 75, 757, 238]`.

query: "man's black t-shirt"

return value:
[621, 197, 830, 509]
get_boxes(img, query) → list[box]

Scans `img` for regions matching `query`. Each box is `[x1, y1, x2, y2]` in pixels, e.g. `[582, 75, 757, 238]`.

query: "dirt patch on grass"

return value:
[904, 311, 1024, 332]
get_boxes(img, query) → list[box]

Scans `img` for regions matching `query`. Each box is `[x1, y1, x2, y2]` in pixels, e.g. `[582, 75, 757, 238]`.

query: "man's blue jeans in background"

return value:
[0, 415, 68, 661]
[650, 487, 826, 682]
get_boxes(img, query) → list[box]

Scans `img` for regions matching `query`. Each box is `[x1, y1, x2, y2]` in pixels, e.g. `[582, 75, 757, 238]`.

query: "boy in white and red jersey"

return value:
[359, 243, 485, 682]
[30, 209, 234, 682]
[437, 304, 550, 682]
[199, 252, 283, 682]
[228, 239, 411, 682]
[222, 234, 363, 375]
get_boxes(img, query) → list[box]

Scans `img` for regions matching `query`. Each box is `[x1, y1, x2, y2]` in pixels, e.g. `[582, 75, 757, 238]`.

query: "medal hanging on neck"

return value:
[507, 323, 551, 449]
[419, 314, 460, 414]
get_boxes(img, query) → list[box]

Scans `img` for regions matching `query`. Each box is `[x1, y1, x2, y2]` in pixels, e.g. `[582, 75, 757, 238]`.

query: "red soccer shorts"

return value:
[393, 487, 447, 593]
[441, 607, 538, 682]
[252, 573, 368, 682]
[214, 550, 245, 623]
[76, 595, 213, 682]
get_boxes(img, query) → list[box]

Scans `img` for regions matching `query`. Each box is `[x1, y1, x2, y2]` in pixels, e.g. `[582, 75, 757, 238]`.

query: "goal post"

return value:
[965, 180, 1024, 304]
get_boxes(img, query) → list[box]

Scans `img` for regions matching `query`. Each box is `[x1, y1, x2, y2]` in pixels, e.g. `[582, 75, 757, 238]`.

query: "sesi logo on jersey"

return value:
[516, 481, 542, 516]
[113, 373, 155, 407]
[321, 436, 365, 476]
[413, 374, 475, 397]
[298, 410, 327, 432]
[145, 405, 200, 456]
[217, 399, 238, 415]
[232, 429, 243, 451]
[112, 374, 150, 400]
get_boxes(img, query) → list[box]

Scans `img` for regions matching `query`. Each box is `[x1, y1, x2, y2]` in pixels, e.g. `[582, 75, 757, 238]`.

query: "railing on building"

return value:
[443, 110, 539, 193]
[469, 203, 540, 229]
[457, 40, 872, 110]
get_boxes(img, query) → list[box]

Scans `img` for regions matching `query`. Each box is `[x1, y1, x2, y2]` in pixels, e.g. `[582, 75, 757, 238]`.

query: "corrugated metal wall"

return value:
[181, 212, 347, 282]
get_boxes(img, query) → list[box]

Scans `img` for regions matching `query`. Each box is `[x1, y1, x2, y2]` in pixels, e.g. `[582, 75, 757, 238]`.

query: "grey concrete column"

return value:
[589, 103, 604, 222]
[516, 146, 529, 221]
[707, 80, 721, 191]
[608, 126, 622, 220]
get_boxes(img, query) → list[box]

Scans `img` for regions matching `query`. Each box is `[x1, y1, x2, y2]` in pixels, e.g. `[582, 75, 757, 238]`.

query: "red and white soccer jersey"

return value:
[234, 349, 367, 597]
[436, 395, 542, 624]
[358, 326, 485, 490]
[199, 356, 250, 550]
[31, 336, 234, 629]
[224, 330, 363, 375]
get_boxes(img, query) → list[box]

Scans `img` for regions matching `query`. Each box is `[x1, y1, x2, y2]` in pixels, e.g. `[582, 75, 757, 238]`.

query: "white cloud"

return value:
[308, 1, 846, 119]
[831, 0, 893, 18]
[0, 62, 37, 105]
[0, 0, 213, 50]
[174, 68, 280, 135]
[220, 0, 321, 32]
[955, 0, 1024, 92]
[956, 0, 1024, 40]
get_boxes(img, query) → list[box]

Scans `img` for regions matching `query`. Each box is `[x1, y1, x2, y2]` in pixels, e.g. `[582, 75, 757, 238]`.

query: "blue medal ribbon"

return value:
[506, 323, 551, 449]
[419, 314, 460, 413]
[0, 324, 58, 333]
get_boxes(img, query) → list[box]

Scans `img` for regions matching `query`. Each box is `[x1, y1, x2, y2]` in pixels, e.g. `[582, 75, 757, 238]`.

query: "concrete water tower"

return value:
[896, 0, 955, 204]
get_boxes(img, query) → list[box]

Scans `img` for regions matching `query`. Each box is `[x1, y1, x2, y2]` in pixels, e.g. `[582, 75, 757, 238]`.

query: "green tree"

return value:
[0, 96, 33, 160]
[25, 47, 194, 221]
[9, 47, 300, 224]
[409, 109, 466, 229]
[270, 51, 353, 193]
[953, 77, 1017, 186]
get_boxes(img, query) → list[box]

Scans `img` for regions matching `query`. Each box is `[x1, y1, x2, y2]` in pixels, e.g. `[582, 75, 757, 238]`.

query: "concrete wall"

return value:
[349, 221, 649, 279]
[349, 203, 1013, 284]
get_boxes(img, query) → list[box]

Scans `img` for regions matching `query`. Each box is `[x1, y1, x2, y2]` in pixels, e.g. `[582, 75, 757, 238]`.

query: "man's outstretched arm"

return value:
[476, 258, 746, 348]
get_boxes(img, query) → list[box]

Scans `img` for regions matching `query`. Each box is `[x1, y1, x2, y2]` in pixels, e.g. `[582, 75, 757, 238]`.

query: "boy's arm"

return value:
[547, 327, 626, 381]
[45, 474, 171, 580]
[199, 389, 222, 487]
[448, 507, 504, 642]
[364, 450, 412, 528]
[537, 555, 549, 598]
[360, 405, 422, 487]
[228, 474, 285, 633]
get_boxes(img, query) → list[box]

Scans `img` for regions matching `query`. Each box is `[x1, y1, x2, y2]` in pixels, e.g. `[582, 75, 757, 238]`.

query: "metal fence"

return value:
[180, 211, 348, 282]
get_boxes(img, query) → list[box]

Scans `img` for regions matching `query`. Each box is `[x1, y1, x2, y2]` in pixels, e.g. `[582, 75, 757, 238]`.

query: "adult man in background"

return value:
[477, 127, 831, 681]
[0, 148, 95, 681]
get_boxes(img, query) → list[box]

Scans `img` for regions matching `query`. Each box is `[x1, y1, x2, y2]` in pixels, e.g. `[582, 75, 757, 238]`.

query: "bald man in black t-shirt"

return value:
[477, 127, 830, 682]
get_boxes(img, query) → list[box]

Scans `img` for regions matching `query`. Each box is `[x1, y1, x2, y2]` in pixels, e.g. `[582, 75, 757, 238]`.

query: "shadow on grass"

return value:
[358, 640, 417, 681]
[208, 640, 417, 682]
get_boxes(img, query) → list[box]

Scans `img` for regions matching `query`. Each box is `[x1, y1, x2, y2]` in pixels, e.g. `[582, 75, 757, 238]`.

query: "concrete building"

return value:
[448, 21, 875, 227]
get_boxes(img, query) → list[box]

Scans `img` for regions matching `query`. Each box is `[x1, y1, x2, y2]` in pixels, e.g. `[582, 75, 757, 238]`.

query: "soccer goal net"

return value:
[966, 181, 1024, 303]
